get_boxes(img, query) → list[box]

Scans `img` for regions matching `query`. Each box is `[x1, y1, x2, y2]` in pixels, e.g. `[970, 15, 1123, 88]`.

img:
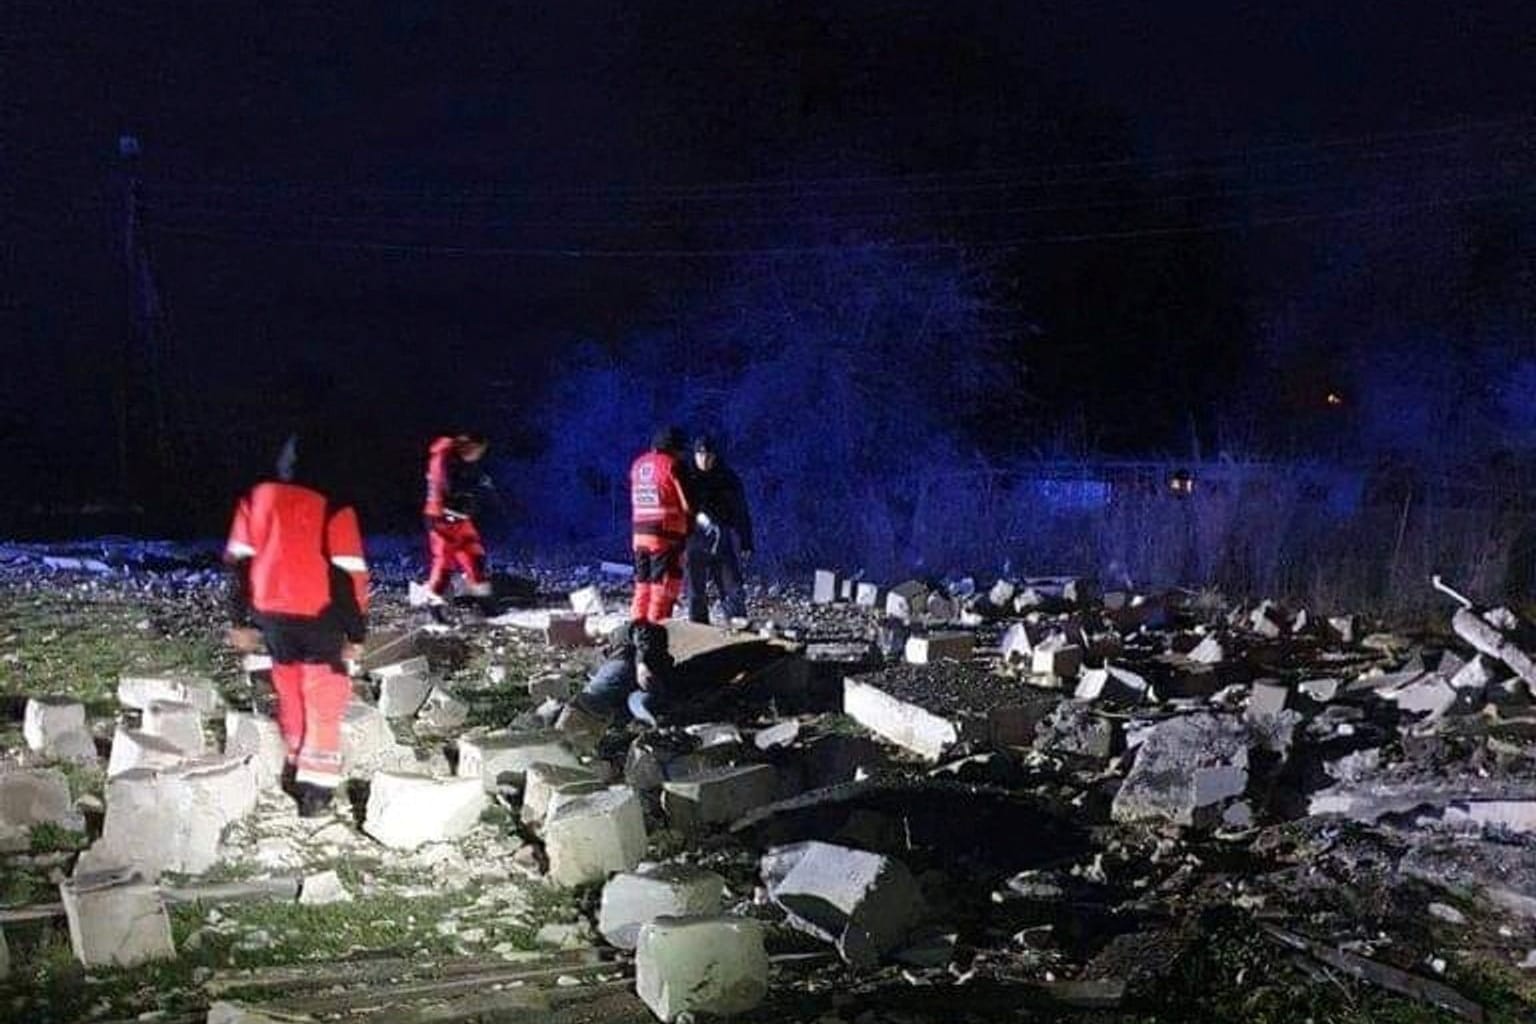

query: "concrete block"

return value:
[636, 915, 768, 1022]
[1299, 677, 1342, 702]
[222, 712, 287, 790]
[988, 579, 1017, 610]
[1187, 635, 1226, 664]
[521, 762, 607, 828]
[755, 720, 801, 751]
[1034, 702, 1119, 760]
[1030, 638, 1083, 680]
[884, 581, 927, 623]
[0, 767, 83, 846]
[1389, 677, 1458, 717]
[569, 584, 605, 615]
[363, 772, 488, 850]
[1246, 680, 1291, 718]
[415, 687, 469, 733]
[839, 578, 857, 602]
[1112, 713, 1250, 828]
[377, 673, 432, 719]
[683, 722, 743, 749]
[764, 841, 923, 966]
[903, 631, 974, 665]
[23, 698, 96, 762]
[598, 864, 726, 949]
[544, 786, 646, 887]
[924, 592, 957, 622]
[457, 731, 581, 791]
[93, 756, 259, 878]
[341, 700, 396, 770]
[118, 673, 222, 715]
[999, 622, 1042, 664]
[298, 869, 352, 906]
[844, 677, 962, 761]
[662, 764, 779, 832]
[812, 569, 840, 605]
[142, 700, 207, 755]
[1450, 654, 1504, 693]
[545, 613, 593, 648]
[1074, 665, 1150, 703]
[854, 582, 882, 608]
[59, 868, 175, 968]
[107, 726, 187, 779]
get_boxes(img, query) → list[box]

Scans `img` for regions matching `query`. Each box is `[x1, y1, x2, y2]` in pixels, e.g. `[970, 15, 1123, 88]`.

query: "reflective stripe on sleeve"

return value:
[330, 555, 368, 573]
[226, 541, 257, 558]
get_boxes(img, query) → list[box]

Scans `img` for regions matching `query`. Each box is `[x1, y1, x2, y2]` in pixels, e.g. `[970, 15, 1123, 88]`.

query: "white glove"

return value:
[695, 512, 713, 530]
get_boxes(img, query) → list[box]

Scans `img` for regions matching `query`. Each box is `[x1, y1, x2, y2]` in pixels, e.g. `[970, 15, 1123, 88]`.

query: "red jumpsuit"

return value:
[423, 436, 490, 598]
[226, 482, 369, 791]
[630, 449, 690, 622]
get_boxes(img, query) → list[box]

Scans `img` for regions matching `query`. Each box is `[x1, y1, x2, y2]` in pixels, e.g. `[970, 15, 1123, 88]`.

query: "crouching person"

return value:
[225, 433, 369, 818]
[557, 621, 674, 741]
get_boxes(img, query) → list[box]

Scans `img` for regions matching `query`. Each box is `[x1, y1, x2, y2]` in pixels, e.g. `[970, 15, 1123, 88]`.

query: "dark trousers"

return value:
[686, 530, 746, 623]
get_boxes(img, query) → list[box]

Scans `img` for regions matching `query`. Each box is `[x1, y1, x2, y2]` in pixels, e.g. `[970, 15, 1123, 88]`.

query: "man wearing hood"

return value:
[224, 431, 369, 818]
[682, 434, 754, 624]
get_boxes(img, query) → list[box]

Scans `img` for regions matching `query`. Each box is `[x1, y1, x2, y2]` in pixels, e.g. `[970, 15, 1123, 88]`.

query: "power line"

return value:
[145, 184, 1535, 259]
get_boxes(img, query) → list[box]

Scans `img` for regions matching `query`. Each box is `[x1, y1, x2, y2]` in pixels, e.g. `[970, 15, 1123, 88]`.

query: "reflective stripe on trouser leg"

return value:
[270, 662, 306, 762]
[647, 544, 684, 623]
[294, 662, 352, 789]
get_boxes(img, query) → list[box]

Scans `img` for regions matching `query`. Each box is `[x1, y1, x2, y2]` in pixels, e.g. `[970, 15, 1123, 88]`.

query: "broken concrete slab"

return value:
[904, 631, 974, 665]
[854, 582, 882, 608]
[142, 699, 208, 755]
[598, 864, 727, 949]
[23, 698, 96, 763]
[764, 841, 924, 967]
[754, 720, 801, 751]
[377, 672, 432, 719]
[222, 712, 287, 790]
[91, 755, 259, 878]
[1450, 654, 1504, 694]
[1387, 676, 1459, 718]
[1246, 680, 1291, 718]
[340, 700, 396, 771]
[1452, 607, 1536, 687]
[1031, 637, 1084, 681]
[362, 772, 488, 850]
[521, 762, 607, 828]
[662, 764, 780, 832]
[118, 673, 222, 715]
[457, 730, 582, 791]
[1111, 713, 1250, 828]
[999, 621, 1044, 664]
[812, 569, 840, 605]
[1074, 665, 1151, 704]
[106, 726, 188, 779]
[59, 868, 175, 968]
[0, 767, 83, 849]
[569, 584, 605, 615]
[845, 663, 1056, 760]
[298, 869, 352, 906]
[543, 786, 647, 887]
[415, 686, 470, 733]
[1307, 777, 1536, 828]
[884, 580, 928, 623]
[635, 915, 769, 1023]
[1034, 701, 1120, 761]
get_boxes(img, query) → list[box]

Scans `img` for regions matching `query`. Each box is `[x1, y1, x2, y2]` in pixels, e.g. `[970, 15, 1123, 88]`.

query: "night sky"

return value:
[3, 2, 1533, 532]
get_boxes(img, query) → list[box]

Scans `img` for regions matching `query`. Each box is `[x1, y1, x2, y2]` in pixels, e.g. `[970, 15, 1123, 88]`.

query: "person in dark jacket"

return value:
[225, 431, 369, 818]
[683, 434, 754, 624]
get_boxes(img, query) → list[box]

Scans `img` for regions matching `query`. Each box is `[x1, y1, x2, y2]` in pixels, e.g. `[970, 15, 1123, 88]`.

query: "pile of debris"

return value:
[2, 563, 1534, 1023]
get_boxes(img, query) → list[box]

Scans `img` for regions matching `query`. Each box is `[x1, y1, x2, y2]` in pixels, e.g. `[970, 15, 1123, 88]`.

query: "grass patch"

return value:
[0, 587, 226, 711]
[28, 823, 86, 854]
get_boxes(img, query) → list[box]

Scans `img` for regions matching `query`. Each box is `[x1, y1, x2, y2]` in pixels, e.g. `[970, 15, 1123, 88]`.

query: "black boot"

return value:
[296, 782, 335, 818]
[279, 762, 298, 797]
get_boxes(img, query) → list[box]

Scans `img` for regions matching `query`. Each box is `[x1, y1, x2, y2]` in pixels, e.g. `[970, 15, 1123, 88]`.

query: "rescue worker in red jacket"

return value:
[630, 427, 692, 625]
[225, 433, 368, 818]
[422, 432, 493, 609]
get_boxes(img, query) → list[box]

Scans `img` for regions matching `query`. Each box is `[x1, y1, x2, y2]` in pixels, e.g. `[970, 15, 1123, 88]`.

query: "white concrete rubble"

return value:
[106, 726, 188, 778]
[1074, 665, 1151, 703]
[142, 699, 207, 755]
[415, 687, 470, 732]
[635, 916, 768, 1022]
[904, 631, 974, 665]
[598, 864, 727, 949]
[0, 767, 83, 849]
[207, 1002, 292, 1024]
[1112, 713, 1250, 828]
[543, 786, 647, 887]
[341, 700, 396, 770]
[884, 581, 928, 623]
[755, 720, 801, 751]
[363, 772, 488, 850]
[764, 841, 924, 966]
[812, 569, 840, 605]
[222, 712, 287, 790]
[1031, 636, 1083, 679]
[569, 584, 605, 615]
[299, 869, 352, 905]
[457, 731, 581, 791]
[521, 763, 607, 828]
[662, 764, 779, 832]
[377, 672, 433, 719]
[118, 673, 223, 714]
[60, 868, 175, 967]
[90, 755, 259, 878]
[854, 582, 882, 608]
[23, 698, 96, 762]
[843, 676, 967, 762]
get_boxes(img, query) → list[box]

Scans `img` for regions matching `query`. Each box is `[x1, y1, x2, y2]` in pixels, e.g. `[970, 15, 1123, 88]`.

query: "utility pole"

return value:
[117, 133, 171, 503]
